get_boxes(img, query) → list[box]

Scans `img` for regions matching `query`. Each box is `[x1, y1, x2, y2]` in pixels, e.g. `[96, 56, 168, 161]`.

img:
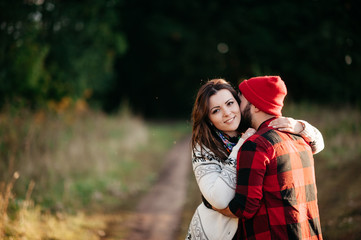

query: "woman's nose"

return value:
[223, 108, 231, 116]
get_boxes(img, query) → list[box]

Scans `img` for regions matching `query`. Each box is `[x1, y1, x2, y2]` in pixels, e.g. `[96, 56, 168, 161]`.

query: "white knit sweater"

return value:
[186, 121, 324, 240]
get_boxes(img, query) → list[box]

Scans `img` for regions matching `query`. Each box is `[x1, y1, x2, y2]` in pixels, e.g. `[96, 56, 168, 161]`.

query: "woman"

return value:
[186, 79, 324, 240]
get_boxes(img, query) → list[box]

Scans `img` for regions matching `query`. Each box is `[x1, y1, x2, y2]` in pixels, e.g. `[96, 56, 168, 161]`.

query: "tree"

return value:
[0, 0, 127, 109]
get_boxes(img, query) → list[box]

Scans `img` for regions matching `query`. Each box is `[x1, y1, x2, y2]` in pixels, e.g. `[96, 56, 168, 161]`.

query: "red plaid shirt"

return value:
[229, 118, 323, 240]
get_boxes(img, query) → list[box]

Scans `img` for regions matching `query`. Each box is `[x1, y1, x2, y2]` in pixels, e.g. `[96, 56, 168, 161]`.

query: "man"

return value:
[218, 76, 323, 239]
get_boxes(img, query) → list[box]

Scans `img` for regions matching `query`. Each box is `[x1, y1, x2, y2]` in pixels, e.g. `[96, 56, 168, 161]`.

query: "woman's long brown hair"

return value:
[191, 79, 240, 161]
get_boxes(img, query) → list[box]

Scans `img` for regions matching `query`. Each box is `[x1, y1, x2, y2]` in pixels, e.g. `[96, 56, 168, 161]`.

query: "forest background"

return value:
[0, 0, 360, 239]
[1, 0, 360, 116]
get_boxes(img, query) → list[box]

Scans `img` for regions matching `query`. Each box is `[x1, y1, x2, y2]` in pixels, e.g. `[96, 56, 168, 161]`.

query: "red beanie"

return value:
[238, 76, 287, 116]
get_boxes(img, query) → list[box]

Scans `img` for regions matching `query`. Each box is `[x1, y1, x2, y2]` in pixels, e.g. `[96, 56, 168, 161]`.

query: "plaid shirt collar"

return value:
[256, 117, 278, 131]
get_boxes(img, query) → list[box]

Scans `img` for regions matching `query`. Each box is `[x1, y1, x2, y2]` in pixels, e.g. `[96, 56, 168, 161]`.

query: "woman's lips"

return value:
[224, 116, 235, 124]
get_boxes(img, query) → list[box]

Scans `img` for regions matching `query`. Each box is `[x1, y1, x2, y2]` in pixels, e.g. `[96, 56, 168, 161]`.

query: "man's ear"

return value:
[251, 104, 261, 113]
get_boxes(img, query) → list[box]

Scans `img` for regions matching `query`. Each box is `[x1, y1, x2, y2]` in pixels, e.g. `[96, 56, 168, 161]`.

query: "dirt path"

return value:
[103, 136, 192, 240]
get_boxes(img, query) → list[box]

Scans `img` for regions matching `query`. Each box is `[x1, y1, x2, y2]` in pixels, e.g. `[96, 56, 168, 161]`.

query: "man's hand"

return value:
[213, 206, 237, 218]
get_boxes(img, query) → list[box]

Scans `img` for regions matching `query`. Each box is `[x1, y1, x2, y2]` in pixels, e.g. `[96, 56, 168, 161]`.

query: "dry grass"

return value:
[2, 206, 106, 240]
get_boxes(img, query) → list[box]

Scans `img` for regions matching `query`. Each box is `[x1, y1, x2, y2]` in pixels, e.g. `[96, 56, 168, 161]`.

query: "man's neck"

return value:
[252, 113, 277, 130]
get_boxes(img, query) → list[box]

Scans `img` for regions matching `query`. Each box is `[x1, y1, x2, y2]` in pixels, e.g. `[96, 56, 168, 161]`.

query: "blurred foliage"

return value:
[1, 0, 360, 117]
[114, 0, 360, 117]
[0, 0, 126, 109]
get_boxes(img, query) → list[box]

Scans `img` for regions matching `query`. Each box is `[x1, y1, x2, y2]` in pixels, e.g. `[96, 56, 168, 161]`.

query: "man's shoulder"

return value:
[240, 128, 276, 152]
[253, 127, 282, 146]
[253, 127, 308, 152]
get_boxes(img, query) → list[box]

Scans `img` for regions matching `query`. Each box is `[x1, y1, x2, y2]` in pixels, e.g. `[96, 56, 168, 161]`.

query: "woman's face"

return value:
[208, 89, 241, 137]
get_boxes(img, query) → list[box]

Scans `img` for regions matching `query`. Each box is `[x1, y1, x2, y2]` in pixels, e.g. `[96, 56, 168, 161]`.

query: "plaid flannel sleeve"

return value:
[228, 138, 271, 219]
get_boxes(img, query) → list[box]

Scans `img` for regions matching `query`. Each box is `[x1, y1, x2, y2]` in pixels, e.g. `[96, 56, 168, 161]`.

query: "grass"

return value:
[177, 102, 361, 240]
[0, 103, 190, 239]
[3, 206, 107, 240]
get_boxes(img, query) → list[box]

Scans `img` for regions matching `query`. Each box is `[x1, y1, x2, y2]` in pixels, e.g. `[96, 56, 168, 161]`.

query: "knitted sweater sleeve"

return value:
[192, 145, 237, 209]
[298, 120, 325, 154]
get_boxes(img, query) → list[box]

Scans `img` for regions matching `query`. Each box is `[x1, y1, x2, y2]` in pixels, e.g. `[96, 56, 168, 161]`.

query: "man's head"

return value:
[238, 76, 287, 129]
[237, 95, 253, 132]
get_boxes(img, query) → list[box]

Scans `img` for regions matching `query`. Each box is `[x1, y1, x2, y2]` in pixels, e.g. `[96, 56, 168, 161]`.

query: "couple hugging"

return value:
[187, 76, 323, 240]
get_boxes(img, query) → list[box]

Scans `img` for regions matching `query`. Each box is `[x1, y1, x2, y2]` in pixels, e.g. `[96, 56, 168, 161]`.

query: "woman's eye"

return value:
[212, 109, 219, 114]
[227, 101, 234, 106]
